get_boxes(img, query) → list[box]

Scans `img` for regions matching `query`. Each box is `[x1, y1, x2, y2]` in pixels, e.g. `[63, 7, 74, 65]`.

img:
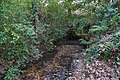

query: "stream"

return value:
[21, 45, 85, 80]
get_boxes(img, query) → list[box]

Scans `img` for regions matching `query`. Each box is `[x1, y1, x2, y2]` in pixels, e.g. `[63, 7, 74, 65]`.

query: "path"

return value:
[21, 45, 120, 80]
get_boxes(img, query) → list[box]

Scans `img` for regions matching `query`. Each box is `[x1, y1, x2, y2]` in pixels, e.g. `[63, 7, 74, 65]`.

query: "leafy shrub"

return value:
[86, 31, 120, 65]
[32, 0, 70, 51]
[0, 24, 38, 80]
[79, 39, 91, 45]
[4, 66, 24, 80]
[93, 1, 119, 27]
[0, 0, 39, 79]
[0, 0, 120, 79]
[89, 25, 109, 36]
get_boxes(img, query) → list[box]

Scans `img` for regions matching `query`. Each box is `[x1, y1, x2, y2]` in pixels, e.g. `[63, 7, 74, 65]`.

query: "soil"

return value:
[21, 45, 83, 80]
[21, 44, 120, 80]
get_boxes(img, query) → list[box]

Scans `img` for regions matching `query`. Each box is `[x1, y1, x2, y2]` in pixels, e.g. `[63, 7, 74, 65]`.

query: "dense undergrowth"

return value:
[0, 0, 120, 80]
[86, 29, 120, 64]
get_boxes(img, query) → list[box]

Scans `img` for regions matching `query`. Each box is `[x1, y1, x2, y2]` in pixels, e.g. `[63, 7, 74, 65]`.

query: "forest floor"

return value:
[21, 44, 120, 80]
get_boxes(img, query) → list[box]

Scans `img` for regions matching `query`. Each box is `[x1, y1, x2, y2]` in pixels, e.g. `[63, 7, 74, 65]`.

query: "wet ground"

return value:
[21, 44, 120, 80]
[21, 45, 84, 80]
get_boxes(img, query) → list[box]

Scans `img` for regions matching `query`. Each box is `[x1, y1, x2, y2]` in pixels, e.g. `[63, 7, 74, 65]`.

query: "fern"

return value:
[89, 25, 108, 35]
[79, 39, 91, 45]
[115, 30, 120, 36]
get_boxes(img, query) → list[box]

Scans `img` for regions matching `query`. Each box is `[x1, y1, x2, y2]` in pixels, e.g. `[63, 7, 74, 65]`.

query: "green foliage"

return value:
[0, 24, 38, 79]
[93, 1, 120, 27]
[79, 39, 91, 45]
[4, 66, 24, 80]
[86, 31, 120, 65]
[0, 23, 36, 59]
[72, 17, 92, 35]
[115, 30, 120, 36]
[36, 0, 119, 42]
[89, 25, 108, 35]
[33, 0, 69, 51]
[0, 0, 32, 25]
[0, 0, 120, 79]
[0, 0, 39, 79]
[112, 33, 120, 65]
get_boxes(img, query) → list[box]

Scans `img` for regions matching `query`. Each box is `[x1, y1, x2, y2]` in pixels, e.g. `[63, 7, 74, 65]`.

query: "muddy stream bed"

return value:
[21, 45, 85, 80]
[21, 44, 120, 80]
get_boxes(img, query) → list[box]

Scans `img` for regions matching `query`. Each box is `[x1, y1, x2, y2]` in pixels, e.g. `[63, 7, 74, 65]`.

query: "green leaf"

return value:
[116, 62, 120, 65]
[89, 25, 108, 35]
[115, 30, 120, 36]
[26, 28, 36, 36]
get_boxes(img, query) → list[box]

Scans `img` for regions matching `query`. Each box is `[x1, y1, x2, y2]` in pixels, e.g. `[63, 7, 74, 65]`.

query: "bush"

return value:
[0, 24, 38, 80]
[0, 0, 120, 79]
[0, 0, 39, 79]
[86, 30, 120, 65]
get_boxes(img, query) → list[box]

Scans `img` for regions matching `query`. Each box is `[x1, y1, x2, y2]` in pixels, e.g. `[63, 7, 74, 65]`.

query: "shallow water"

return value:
[22, 45, 83, 80]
